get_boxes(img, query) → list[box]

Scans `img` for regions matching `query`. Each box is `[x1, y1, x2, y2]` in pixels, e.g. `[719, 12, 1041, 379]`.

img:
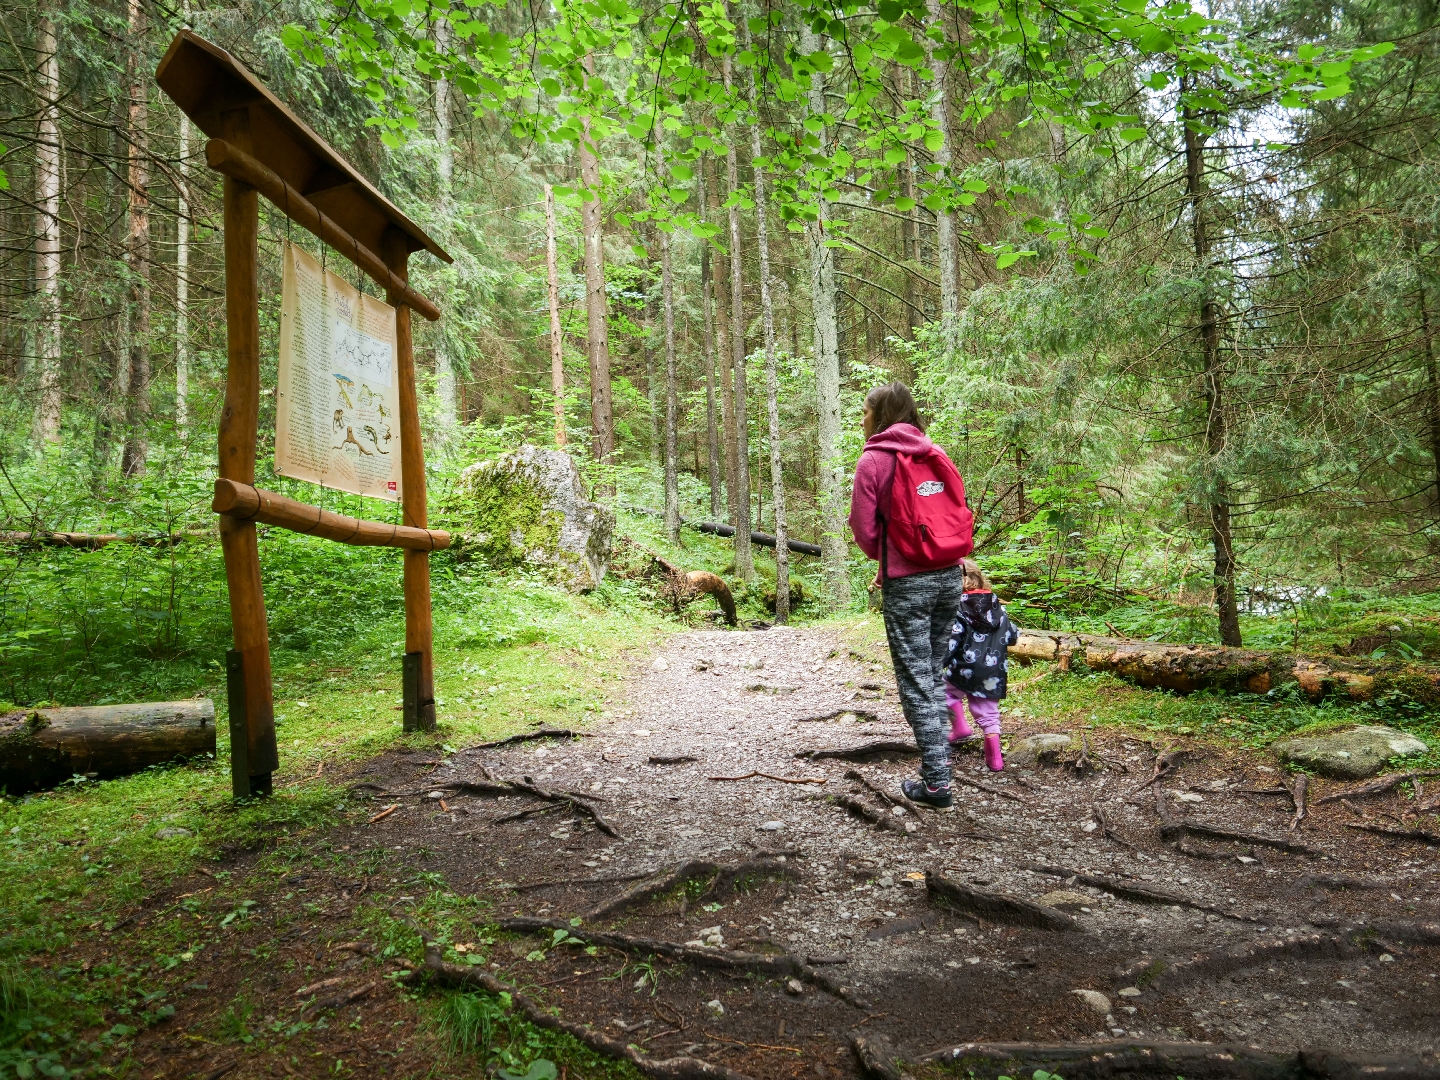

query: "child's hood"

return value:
[862, 423, 933, 456]
[958, 589, 1006, 629]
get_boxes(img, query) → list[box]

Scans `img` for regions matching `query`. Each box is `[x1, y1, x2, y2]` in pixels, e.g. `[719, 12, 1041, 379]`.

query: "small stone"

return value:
[1010, 733, 1074, 768]
[1379, 954, 1395, 963]
[1072, 989, 1111, 1015]
[1172, 791, 1204, 803]
[945, 960, 961, 969]
[785, 978, 806, 995]
[890, 805, 907, 816]
[652, 657, 670, 671]
[1118, 986, 1142, 998]
[704, 999, 724, 1017]
[1237, 856, 1257, 865]
[759, 821, 786, 832]
[1081, 821, 1098, 832]
[632, 729, 652, 737]
[155, 827, 192, 840]
[878, 875, 894, 887]
[427, 790, 445, 799]
[965, 957, 981, 965]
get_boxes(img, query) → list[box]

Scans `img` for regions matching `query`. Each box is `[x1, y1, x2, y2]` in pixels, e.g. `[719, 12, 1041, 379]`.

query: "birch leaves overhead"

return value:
[285, 0, 1386, 270]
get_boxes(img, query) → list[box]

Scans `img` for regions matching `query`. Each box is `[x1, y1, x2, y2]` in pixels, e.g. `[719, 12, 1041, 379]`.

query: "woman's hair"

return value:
[961, 558, 992, 591]
[864, 381, 924, 434]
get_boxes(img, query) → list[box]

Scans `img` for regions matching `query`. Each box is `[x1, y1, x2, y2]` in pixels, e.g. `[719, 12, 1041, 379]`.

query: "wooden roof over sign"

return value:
[156, 31, 452, 266]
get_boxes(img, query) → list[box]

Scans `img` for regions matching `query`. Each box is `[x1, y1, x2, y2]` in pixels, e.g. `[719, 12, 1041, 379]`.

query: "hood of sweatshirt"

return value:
[957, 589, 1006, 631]
[863, 422, 933, 455]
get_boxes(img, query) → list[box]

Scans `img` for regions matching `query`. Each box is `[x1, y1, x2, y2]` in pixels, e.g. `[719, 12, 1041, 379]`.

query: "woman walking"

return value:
[848, 382, 974, 808]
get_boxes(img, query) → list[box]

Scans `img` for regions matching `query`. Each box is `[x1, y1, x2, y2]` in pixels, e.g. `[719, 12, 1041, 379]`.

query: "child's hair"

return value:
[961, 558, 991, 591]
[863, 381, 924, 433]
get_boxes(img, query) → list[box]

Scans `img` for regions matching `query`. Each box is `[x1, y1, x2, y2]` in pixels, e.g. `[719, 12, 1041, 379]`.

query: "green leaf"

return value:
[1351, 42, 1395, 62]
[498, 1061, 558, 1080]
[923, 130, 943, 152]
[614, 40, 633, 58]
[1117, 127, 1146, 142]
[996, 249, 1035, 269]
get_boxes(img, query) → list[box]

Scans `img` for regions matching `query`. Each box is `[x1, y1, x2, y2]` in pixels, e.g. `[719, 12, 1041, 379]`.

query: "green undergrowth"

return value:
[0, 562, 667, 1078]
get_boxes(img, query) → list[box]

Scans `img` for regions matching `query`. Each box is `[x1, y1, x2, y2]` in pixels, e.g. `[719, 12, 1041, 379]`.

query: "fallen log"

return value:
[1011, 627, 1440, 703]
[651, 556, 737, 626]
[0, 700, 216, 793]
[688, 520, 822, 557]
[923, 1040, 1440, 1079]
[0, 528, 211, 549]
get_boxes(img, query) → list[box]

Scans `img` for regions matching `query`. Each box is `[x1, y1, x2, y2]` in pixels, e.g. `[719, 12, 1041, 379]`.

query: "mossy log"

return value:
[0, 700, 215, 793]
[1011, 629, 1440, 704]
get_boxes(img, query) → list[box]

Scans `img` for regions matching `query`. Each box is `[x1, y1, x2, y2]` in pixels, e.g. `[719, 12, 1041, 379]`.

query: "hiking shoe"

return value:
[901, 778, 953, 809]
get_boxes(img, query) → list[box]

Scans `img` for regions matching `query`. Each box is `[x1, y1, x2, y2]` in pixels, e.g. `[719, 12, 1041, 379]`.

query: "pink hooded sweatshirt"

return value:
[848, 422, 960, 579]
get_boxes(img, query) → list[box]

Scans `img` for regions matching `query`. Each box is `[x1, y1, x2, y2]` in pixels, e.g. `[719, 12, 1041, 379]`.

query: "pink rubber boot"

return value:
[948, 701, 974, 743]
[983, 734, 1005, 772]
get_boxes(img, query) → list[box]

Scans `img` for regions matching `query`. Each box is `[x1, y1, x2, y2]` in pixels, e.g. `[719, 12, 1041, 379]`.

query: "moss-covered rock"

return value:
[446, 446, 614, 592]
[1270, 724, 1428, 780]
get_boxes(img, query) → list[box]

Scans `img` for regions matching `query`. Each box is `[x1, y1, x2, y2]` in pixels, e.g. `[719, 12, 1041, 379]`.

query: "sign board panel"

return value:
[275, 241, 402, 501]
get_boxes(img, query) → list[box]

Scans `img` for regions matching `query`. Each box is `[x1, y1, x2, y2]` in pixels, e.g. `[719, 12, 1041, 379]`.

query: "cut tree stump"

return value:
[0, 700, 216, 793]
[1011, 628, 1440, 703]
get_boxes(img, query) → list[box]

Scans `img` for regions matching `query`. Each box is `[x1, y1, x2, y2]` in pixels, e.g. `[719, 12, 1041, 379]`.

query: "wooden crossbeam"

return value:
[204, 139, 441, 322]
[212, 478, 451, 551]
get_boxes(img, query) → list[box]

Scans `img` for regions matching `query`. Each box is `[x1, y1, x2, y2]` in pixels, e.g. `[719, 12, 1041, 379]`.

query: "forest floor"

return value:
[69, 621, 1440, 1080]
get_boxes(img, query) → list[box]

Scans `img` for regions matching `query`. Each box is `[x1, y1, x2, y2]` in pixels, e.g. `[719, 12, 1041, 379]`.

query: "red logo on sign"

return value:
[387, 481, 397, 492]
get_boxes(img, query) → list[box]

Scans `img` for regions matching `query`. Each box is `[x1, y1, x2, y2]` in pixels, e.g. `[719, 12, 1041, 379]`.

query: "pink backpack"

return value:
[884, 446, 974, 577]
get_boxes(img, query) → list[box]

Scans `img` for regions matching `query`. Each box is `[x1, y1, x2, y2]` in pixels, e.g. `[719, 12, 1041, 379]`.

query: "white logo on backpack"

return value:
[916, 480, 945, 496]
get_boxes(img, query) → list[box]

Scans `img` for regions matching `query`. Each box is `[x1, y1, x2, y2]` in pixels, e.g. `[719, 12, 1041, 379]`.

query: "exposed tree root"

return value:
[1288, 773, 1309, 831]
[1024, 863, 1257, 922]
[649, 755, 698, 765]
[584, 856, 800, 921]
[830, 793, 912, 834]
[795, 708, 883, 724]
[1131, 747, 1188, 795]
[1090, 803, 1133, 848]
[422, 943, 751, 1079]
[951, 773, 1025, 803]
[925, 870, 1081, 932]
[585, 859, 724, 921]
[797, 741, 919, 762]
[922, 1039, 1440, 1079]
[1314, 770, 1440, 805]
[1346, 822, 1440, 846]
[435, 775, 621, 838]
[467, 727, 582, 751]
[513, 870, 658, 893]
[1150, 933, 1367, 989]
[1156, 787, 1321, 855]
[495, 917, 867, 1007]
[850, 1034, 904, 1080]
[708, 771, 827, 784]
[844, 769, 925, 820]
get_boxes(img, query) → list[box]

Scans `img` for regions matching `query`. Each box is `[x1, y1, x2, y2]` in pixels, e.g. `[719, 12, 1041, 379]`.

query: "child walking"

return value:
[942, 559, 1018, 772]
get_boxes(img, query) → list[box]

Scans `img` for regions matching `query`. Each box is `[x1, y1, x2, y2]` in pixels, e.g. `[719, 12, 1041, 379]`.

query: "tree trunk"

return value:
[545, 184, 567, 447]
[923, 0, 958, 339]
[1416, 269, 1440, 516]
[698, 153, 722, 518]
[744, 28, 788, 623]
[1009, 628, 1440, 705]
[658, 145, 680, 544]
[711, 157, 740, 531]
[579, 55, 614, 479]
[121, 0, 151, 477]
[31, 12, 62, 444]
[722, 53, 754, 583]
[1182, 98, 1241, 647]
[432, 17, 458, 443]
[175, 108, 191, 441]
[801, 28, 851, 608]
[0, 700, 216, 794]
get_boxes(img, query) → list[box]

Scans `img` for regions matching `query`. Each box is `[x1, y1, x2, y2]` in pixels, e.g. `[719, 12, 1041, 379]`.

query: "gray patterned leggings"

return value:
[881, 566, 965, 787]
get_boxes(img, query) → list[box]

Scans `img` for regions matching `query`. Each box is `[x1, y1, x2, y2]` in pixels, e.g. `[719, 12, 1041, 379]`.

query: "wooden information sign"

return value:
[156, 31, 453, 797]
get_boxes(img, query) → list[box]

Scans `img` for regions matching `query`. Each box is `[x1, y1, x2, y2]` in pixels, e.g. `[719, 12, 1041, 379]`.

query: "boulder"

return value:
[1270, 724, 1428, 780]
[448, 445, 614, 592]
[1009, 733, 1073, 768]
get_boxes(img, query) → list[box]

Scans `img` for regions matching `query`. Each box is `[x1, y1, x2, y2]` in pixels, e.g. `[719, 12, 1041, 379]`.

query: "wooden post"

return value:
[545, 184, 566, 448]
[218, 108, 277, 795]
[382, 229, 436, 732]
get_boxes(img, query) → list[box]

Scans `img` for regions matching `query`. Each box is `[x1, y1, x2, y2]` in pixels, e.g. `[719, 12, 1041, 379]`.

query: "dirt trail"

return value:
[122, 625, 1440, 1078]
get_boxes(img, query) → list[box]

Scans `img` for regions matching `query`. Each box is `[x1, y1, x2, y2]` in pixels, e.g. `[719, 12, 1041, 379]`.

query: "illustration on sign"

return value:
[275, 242, 402, 501]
